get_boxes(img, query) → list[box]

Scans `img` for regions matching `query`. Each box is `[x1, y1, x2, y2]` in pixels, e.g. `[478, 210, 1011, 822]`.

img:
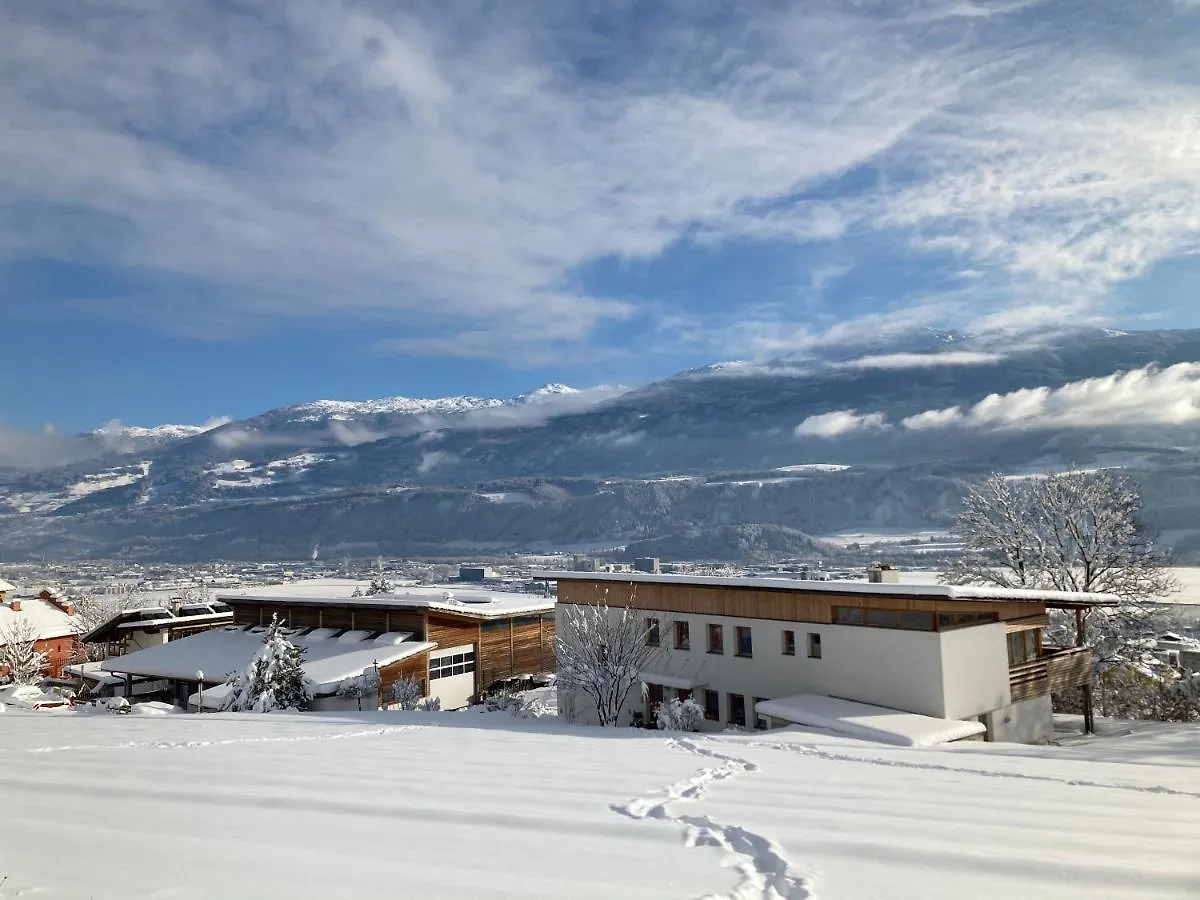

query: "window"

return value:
[675, 620, 690, 651]
[703, 689, 720, 721]
[938, 611, 1000, 630]
[898, 611, 935, 632]
[676, 688, 692, 701]
[1007, 630, 1039, 666]
[728, 693, 746, 727]
[707, 624, 724, 655]
[782, 629, 796, 656]
[834, 606, 864, 626]
[735, 626, 753, 658]
[807, 633, 822, 659]
[647, 682, 664, 712]
[645, 617, 661, 647]
[429, 650, 477, 680]
[753, 697, 769, 730]
[866, 608, 898, 628]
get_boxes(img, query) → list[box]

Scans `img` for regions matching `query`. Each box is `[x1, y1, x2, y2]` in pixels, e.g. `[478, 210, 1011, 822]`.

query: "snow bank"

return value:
[755, 693, 986, 747]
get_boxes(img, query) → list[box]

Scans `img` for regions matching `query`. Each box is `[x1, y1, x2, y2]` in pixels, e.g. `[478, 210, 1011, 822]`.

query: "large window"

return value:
[807, 633, 822, 659]
[707, 624, 724, 655]
[1007, 630, 1039, 666]
[728, 693, 746, 727]
[675, 620, 690, 651]
[782, 629, 796, 656]
[645, 617, 661, 647]
[938, 612, 1000, 630]
[703, 689, 720, 721]
[735, 626, 753, 658]
[834, 606, 941, 632]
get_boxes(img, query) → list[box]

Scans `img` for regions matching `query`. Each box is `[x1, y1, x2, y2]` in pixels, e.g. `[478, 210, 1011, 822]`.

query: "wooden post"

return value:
[1074, 607, 1084, 647]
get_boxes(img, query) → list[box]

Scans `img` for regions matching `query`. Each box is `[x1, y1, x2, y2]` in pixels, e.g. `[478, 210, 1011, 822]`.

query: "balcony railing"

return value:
[1009, 646, 1092, 703]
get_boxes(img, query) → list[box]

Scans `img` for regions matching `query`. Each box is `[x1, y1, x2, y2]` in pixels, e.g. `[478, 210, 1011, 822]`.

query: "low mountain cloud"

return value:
[902, 363, 1200, 431]
[835, 351, 1003, 371]
[795, 410, 889, 439]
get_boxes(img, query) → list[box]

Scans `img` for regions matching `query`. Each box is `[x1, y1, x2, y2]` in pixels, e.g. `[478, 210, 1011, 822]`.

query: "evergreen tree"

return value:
[223, 614, 311, 712]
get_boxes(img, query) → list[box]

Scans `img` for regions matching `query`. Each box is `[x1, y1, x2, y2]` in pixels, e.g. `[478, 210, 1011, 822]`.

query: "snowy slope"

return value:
[1, 710, 1198, 899]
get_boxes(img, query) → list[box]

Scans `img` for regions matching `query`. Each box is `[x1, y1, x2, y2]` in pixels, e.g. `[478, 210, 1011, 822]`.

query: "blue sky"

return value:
[3, 0, 1200, 432]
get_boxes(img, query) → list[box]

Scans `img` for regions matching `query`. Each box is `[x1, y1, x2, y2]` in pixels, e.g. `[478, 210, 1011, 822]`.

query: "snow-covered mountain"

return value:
[5, 329, 1200, 562]
[85, 419, 232, 454]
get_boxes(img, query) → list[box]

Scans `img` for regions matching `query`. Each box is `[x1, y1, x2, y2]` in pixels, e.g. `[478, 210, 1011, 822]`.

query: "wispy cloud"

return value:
[835, 351, 1003, 371]
[902, 363, 1200, 431]
[1, 1, 1197, 367]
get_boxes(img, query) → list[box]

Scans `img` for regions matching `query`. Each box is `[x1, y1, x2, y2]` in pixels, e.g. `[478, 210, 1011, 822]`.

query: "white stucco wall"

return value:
[937, 623, 1012, 719]
[557, 605, 1013, 728]
[128, 631, 169, 651]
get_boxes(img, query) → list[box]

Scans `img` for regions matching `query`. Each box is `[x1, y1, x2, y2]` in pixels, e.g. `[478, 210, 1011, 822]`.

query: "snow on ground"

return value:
[1, 711, 1199, 899]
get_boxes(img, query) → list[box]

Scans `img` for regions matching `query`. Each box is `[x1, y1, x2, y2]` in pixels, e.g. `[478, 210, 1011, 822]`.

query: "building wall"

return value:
[557, 605, 1015, 729]
[937, 623, 1012, 720]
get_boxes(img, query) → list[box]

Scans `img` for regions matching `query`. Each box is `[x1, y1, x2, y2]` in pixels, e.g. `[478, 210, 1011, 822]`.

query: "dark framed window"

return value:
[782, 629, 796, 656]
[898, 611, 935, 631]
[707, 624, 724, 655]
[834, 607, 864, 626]
[676, 688, 692, 701]
[728, 693, 746, 727]
[938, 611, 1000, 630]
[1007, 630, 1039, 666]
[735, 626, 753, 658]
[675, 620, 690, 651]
[807, 633, 822, 659]
[866, 609, 898, 628]
[703, 689, 720, 720]
[645, 617, 661, 647]
[647, 682, 664, 712]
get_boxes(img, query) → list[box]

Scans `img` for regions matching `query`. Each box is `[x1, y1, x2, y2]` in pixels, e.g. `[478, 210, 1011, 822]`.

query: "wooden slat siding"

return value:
[1009, 658, 1049, 703]
[1005, 614, 1049, 633]
[230, 603, 260, 626]
[479, 622, 513, 689]
[318, 607, 354, 630]
[427, 615, 481, 651]
[379, 654, 429, 702]
[512, 618, 544, 675]
[557, 580, 1043, 625]
[1046, 647, 1092, 694]
[288, 606, 321, 628]
[353, 609, 389, 632]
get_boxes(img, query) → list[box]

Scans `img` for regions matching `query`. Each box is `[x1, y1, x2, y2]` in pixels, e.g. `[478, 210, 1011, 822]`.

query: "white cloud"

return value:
[1, 2, 1197, 365]
[416, 450, 455, 474]
[836, 351, 1003, 370]
[795, 410, 889, 439]
[901, 363, 1200, 431]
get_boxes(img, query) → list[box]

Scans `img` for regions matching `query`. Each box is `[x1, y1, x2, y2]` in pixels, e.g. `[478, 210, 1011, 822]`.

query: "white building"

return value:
[540, 571, 1105, 743]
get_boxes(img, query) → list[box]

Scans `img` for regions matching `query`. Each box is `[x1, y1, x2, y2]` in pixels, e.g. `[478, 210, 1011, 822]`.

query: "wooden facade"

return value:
[556, 579, 1043, 628]
[226, 597, 555, 700]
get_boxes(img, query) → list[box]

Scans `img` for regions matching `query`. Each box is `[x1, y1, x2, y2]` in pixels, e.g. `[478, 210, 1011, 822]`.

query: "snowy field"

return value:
[2, 710, 1199, 899]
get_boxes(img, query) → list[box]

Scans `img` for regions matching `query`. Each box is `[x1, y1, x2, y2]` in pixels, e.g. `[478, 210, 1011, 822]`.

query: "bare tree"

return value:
[555, 592, 668, 726]
[943, 470, 1186, 718]
[0, 619, 48, 685]
[943, 470, 1177, 601]
[69, 588, 162, 661]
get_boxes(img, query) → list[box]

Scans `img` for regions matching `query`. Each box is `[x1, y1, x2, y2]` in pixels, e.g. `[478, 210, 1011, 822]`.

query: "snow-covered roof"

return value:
[0, 597, 80, 641]
[82, 608, 234, 644]
[535, 570, 1115, 607]
[0, 579, 16, 592]
[101, 626, 434, 693]
[216, 586, 555, 619]
[754, 694, 987, 747]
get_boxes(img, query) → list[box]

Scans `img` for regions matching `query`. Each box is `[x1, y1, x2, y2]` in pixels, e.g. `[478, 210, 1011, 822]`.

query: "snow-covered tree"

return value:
[943, 470, 1185, 718]
[364, 577, 393, 596]
[419, 695, 442, 712]
[0, 620, 47, 685]
[389, 677, 423, 710]
[556, 592, 668, 726]
[336, 668, 381, 711]
[655, 696, 704, 732]
[222, 615, 311, 713]
[943, 470, 1177, 600]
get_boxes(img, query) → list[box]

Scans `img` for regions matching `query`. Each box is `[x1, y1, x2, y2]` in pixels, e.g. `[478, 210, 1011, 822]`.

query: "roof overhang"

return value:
[639, 671, 705, 691]
[535, 570, 1119, 607]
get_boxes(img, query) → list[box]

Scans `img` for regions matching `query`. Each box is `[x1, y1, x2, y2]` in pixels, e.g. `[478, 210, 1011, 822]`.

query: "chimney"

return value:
[9, 599, 21, 612]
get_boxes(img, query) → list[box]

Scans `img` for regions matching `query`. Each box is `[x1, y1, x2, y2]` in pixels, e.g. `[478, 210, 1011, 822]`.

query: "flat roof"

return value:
[534, 570, 1115, 608]
[216, 585, 555, 619]
[101, 625, 434, 692]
